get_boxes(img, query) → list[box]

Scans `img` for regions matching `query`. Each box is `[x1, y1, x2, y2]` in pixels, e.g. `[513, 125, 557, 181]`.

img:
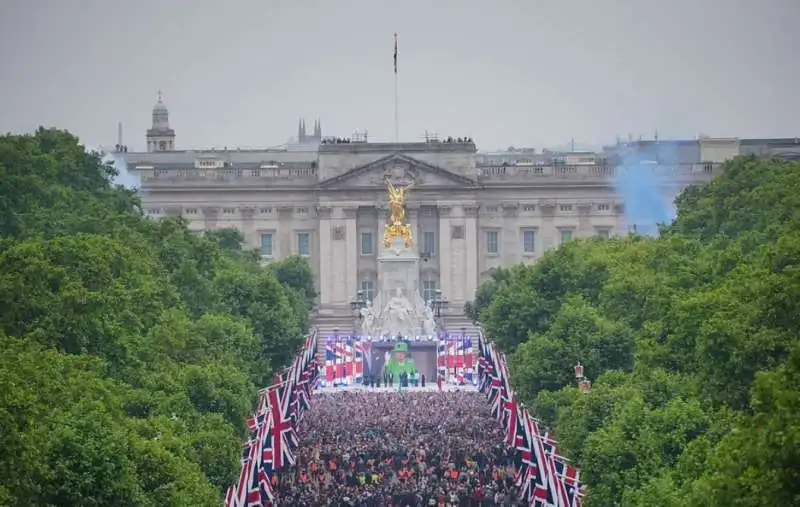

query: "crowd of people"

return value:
[273, 390, 523, 507]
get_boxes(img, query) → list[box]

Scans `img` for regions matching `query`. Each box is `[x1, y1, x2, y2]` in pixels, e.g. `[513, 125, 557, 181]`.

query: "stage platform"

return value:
[313, 384, 478, 394]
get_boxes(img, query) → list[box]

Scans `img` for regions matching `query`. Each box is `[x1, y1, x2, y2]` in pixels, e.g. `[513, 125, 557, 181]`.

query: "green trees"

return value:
[470, 156, 800, 506]
[0, 128, 315, 505]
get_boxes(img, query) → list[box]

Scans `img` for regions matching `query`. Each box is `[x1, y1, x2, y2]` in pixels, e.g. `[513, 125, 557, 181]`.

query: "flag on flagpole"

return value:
[393, 33, 398, 74]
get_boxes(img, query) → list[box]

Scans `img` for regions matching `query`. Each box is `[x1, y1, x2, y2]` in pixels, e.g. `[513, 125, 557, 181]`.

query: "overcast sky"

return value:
[1, 0, 797, 151]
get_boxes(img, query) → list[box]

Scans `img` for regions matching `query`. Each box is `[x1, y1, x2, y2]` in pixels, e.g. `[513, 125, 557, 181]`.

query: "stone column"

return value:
[438, 205, 453, 302]
[343, 207, 359, 304]
[464, 205, 480, 302]
[502, 201, 519, 265]
[329, 207, 348, 306]
[449, 206, 467, 304]
[407, 205, 420, 254]
[540, 201, 556, 251]
[577, 202, 593, 238]
[239, 206, 256, 247]
[201, 206, 219, 231]
[317, 206, 334, 306]
[276, 206, 294, 258]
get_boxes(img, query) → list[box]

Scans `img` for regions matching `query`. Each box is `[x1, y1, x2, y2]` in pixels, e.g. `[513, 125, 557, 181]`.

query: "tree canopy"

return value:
[470, 155, 800, 506]
[0, 128, 316, 505]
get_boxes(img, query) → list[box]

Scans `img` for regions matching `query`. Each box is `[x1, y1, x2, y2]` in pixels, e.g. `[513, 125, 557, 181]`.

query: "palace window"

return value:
[360, 232, 373, 255]
[423, 231, 436, 256]
[596, 229, 610, 239]
[260, 233, 273, 257]
[560, 229, 574, 244]
[486, 230, 499, 254]
[360, 280, 375, 301]
[522, 230, 537, 253]
[422, 279, 438, 302]
[297, 232, 310, 256]
[559, 204, 573, 212]
[597, 203, 611, 212]
[486, 206, 499, 214]
[223, 207, 235, 214]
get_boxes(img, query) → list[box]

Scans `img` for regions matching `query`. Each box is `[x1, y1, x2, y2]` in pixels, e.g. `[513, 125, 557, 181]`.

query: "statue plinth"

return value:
[378, 239, 419, 298]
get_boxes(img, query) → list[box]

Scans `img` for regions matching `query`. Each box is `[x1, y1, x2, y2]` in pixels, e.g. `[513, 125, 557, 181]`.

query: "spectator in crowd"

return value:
[273, 390, 522, 507]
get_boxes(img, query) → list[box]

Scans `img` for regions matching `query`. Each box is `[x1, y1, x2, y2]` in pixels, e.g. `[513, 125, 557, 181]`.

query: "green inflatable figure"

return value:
[382, 342, 418, 378]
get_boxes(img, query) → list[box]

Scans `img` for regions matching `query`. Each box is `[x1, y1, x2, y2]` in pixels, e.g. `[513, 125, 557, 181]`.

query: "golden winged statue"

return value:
[383, 179, 414, 248]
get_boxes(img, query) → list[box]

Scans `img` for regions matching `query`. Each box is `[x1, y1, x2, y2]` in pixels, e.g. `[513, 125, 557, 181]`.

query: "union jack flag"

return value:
[527, 414, 566, 507]
[554, 459, 584, 507]
[265, 382, 297, 469]
[324, 338, 364, 384]
[437, 336, 475, 372]
[225, 330, 320, 507]
[226, 439, 261, 507]
[477, 336, 496, 395]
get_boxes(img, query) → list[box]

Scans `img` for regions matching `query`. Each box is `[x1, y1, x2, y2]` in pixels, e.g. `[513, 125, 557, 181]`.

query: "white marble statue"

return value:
[422, 301, 436, 336]
[380, 287, 415, 337]
[359, 301, 378, 337]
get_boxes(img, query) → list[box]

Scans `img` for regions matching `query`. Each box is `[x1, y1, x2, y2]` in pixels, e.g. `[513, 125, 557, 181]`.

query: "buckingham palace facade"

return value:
[121, 96, 800, 323]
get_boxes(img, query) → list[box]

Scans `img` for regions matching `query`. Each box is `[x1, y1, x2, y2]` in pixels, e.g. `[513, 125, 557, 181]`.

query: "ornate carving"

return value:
[378, 162, 418, 187]
[201, 206, 220, 217]
[379, 287, 416, 337]
[463, 205, 480, 218]
[438, 205, 453, 218]
[384, 181, 414, 248]
[539, 200, 556, 217]
[341, 207, 359, 220]
[451, 224, 465, 240]
[502, 201, 519, 218]
[332, 225, 345, 241]
[316, 206, 333, 219]
[359, 301, 379, 337]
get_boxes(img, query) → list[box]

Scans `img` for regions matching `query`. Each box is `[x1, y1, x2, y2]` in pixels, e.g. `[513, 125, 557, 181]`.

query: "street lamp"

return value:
[428, 289, 449, 318]
[350, 290, 368, 316]
[574, 362, 591, 393]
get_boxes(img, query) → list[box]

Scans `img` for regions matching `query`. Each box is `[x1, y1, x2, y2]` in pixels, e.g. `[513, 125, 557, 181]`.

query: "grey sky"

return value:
[1, 0, 797, 151]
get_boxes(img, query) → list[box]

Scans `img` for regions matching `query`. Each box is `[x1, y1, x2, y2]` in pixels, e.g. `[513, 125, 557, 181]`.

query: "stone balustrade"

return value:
[138, 165, 318, 184]
[475, 162, 724, 182]
[136, 162, 724, 186]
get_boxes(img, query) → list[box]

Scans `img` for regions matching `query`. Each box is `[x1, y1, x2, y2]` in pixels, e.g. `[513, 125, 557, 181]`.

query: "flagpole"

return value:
[393, 32, 399, 143]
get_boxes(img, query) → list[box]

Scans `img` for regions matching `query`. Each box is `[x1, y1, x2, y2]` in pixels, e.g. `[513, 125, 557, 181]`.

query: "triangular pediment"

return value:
[317, 153, 479, 189]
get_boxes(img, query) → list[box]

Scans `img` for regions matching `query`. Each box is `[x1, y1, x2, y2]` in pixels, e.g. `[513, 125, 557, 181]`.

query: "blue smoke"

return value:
[84, 145, 140, 189]
[105, 151, 140, 189]
[612, 146, 674, 237]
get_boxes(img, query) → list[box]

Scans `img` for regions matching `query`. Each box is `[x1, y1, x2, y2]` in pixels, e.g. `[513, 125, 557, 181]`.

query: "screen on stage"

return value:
[364, 341, 438, 381]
